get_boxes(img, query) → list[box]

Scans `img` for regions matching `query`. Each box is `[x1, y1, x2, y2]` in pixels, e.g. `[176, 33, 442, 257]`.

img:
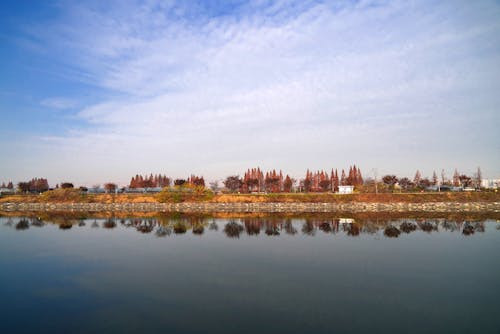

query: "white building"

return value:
[481, 179, 500, 189]
[338, 185, 354, 194]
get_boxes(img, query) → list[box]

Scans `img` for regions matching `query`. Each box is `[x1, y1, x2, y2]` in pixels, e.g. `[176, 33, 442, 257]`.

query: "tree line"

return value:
[1, 166, 486, 194]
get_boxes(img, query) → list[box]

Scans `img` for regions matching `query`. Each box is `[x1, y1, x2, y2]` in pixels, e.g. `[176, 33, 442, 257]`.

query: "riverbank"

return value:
[2, 201, 499, 213]
[1, 190, 499, 204]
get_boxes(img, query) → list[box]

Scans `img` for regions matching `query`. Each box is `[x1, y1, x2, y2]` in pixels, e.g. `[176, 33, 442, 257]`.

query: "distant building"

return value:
[0, 187, 14, 195]
[481, 179, 500, 189]
[338, 185, 354, 194]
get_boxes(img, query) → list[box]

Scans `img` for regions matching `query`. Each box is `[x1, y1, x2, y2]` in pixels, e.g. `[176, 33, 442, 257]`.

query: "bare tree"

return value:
[474, 167, 482, 189]
[223, 176, 242, 193]
[209, 181, 219, 192]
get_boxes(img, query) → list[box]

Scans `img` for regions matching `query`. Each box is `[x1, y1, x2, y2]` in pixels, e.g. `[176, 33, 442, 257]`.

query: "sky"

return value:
[0, 0, 499, 187]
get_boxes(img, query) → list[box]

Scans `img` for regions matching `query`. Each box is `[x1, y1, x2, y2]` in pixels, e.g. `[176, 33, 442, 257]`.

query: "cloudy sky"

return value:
[0, 0, 499, 186]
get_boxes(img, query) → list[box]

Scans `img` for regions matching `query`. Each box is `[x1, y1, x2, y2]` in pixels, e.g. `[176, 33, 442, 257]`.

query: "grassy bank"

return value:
[1, 189, 499, 204]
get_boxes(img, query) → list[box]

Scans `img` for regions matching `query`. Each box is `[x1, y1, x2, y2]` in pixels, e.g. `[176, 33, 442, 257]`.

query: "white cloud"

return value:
[40, 97, 78, 110]
[8, 0, 500, 183]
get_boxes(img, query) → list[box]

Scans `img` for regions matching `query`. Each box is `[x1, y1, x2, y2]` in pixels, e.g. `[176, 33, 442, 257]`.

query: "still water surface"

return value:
[1, 215, 499, 334]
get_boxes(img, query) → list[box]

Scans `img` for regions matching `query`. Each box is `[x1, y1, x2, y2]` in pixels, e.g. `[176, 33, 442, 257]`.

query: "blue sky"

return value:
[0, 0, 499, 186]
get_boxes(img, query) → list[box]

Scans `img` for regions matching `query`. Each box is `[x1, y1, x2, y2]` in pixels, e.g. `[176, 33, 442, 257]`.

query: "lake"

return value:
[1, 213, 499, 334]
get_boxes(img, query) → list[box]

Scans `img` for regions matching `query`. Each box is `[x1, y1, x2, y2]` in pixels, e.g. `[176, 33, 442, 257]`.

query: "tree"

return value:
[29, 178, 49, 192]
[283, 175, 293, 192]
[432, 171, 438, 186]
[174, 179, 186, 186]
[209, 181, 219, 192]
[17, 182, 30, 193]
[340, 169, 347, 186]
[223, 176, 242, 193]
[61, 183, 74, 189]
[382, 175, 398, 186]
[303, 178, 312, 192]
[319, 179, 331, 192]
[104, 183, 117, 193]
[413, 170, 421, 186]
[188, 175, 205, 188]
[458, 175, 472, 187]
[398, 177, 413, 190]
[474, 167, 482, 189]
[453, 169, 460, 186]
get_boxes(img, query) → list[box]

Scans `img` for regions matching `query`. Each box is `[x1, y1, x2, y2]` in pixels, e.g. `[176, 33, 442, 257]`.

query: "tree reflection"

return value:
[59, 221, 73, 229]
[0, 215, 495, 239]
[345, 223, 360, 236]
[31, 218, 44, 227]
[224, 221, 244, 238]
[264, 221, 280, 236]
[244, 219, 261, 236]
[302, 221, 315, 236]
[400, 221, 417, 233]
[103, 218, 117, 229]
[15, 219, 30, 230]
[284, 220, 297, 235]
[319, 222, 332, 233]
[418, 221, 437, 233]
[173, 222, 187, 234]
[192, 224, 204, 235]
[209, 221, 219, 231]
[137, 219, 155, 233]
[384, 226, 401, 238]
[462, 222, 474, 235]
[155, 226, 172, 237]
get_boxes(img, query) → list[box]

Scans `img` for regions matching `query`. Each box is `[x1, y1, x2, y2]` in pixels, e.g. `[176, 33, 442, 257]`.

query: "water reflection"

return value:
[1, 214, 496, 239]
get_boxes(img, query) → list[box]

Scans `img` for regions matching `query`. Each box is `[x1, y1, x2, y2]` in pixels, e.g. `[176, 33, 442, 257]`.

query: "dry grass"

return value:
[1, 190, 499, 204]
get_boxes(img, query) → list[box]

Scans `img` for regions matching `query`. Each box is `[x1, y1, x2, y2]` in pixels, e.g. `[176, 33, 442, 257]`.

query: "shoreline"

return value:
[2, 201, 500, 213]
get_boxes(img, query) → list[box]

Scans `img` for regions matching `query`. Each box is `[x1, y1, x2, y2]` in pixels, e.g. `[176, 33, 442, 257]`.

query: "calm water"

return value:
[0, 214, 499, 334]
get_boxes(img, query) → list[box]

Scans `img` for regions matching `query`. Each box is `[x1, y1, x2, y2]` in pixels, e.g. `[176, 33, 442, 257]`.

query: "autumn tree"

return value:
[458, 175, 472, 187]
[302, 170, 313, 192]
[224, 176, 242, 193]
[129, 174, 170, 188]
[340, 169, 347, 186]
[17, 182, 30, 193]
[331, 169, 339, 192]
[174, 179, 186, 186]
[188, 175, 205, 188]
[382, 175, 398, 186]
[398, 177, 413, 190]
[104, 183, 117, 193]
[283, 175, 293, 192]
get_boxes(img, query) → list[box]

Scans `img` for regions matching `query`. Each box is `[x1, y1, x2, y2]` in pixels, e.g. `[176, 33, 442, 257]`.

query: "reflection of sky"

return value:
[0, 217, 499, 333]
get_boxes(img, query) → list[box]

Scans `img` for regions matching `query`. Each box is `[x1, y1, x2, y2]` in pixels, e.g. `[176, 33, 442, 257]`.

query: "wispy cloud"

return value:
[4, 0, 500, 183]
[40, 97, 78, 110]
